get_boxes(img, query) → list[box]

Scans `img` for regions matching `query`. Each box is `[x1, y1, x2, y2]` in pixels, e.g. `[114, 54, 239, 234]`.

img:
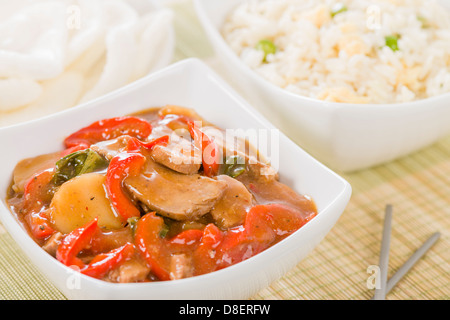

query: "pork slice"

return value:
[107, 259, 150, 283]
[90, 135, 132, 160]
[124, 159, 227, 221]
[12, 151, 61, 193]
[210, 175, 253, 229]
[246, 179, 317, 221]
[244, 158, 279, 183]
[42, 232, 64, 257]
[150, 136, 201, 175]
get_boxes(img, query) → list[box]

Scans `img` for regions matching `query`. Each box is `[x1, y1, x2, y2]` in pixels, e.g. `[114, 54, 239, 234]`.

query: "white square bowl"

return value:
[194, 0, 450, 172]
[0, 58, 351, 300]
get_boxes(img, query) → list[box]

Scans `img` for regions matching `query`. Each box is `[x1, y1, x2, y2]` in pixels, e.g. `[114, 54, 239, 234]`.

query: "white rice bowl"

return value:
[221, 0, 450, 104]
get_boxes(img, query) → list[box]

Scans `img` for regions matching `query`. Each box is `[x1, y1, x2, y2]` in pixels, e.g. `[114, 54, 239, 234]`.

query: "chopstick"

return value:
[384, 231, 440, 294]
[373, 204, 393, 300]
[371, 204, 440, 300]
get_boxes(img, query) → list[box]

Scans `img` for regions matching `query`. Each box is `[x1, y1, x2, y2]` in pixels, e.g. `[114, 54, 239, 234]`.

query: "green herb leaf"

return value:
[385, 35, 400, 52]
[53, 149, 108, 185]
[255, 39, 277, 62]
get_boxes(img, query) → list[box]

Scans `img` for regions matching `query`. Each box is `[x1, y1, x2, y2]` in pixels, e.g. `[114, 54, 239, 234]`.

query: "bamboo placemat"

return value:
[253, 135, 450, 300]
[0, 0, 448, 300]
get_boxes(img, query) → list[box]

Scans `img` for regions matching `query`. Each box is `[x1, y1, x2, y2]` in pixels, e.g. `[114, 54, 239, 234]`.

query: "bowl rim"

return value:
[194, 0, 450, 110]
[0, 58, 351, 296]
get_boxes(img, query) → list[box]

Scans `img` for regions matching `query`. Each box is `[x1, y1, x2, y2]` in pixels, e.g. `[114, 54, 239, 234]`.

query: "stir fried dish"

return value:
[6, 106, 317, 282]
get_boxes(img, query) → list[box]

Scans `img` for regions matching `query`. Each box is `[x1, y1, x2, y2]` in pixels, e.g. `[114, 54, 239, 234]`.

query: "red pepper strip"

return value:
[23, 169, 54, 209]
[126, 135, 170, 153]
[217, 204, 309, 269]
[64, 116, 152, 148]
[245, 204, 307, 238]
[193, 224, 223, 275]
[161, 115, 220, 177]
[22, 169, 56, 239]
[105, 152, 146, 222]
[243, 207, 276, 245]
[184, 119, 220, 177]
[60, 143, 89, 157]
[168, 229, 203, 252]
[217, 215, 273, 270]
[26, 211, 55, 240]
[56, 218, 99, 269]
[135, 212, 171, 281]
[81, 242, 135, 279]
[216, 226, 252, 269]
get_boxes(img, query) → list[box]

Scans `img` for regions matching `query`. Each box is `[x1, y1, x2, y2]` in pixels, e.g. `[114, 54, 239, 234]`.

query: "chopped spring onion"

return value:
[127, 217, 140, 236]
[385, 35, 400, 52]
[159, 223, 170, 238]
[331, 3, 348, 17]
[222, 155, 246, 178]
[255, 39, 277, 62]
[417, 16, 430, 28]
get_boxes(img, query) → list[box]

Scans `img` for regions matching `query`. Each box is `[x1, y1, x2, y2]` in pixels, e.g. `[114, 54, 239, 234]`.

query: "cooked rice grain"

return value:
[222, 0, 450, 104]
